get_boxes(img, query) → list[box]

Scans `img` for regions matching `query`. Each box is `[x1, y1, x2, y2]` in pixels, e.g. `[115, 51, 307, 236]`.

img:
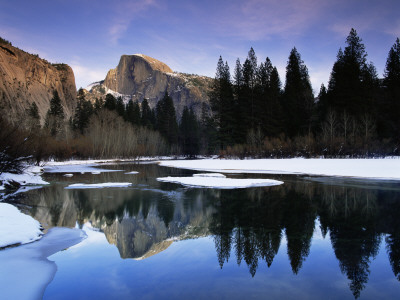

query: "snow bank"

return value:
[65, 182, 132, 189]
[157, 176, 283, 189]
[0, 227, 86, 300]
[0, 165, 49, 189]
[0, 203, 43, 248]
[158, 158, 400, 180]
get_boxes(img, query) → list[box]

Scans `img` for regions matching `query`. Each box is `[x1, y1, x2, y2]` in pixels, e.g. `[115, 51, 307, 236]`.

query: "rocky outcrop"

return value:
[87, 54, 212, 117]
[0, 40, 77, 123]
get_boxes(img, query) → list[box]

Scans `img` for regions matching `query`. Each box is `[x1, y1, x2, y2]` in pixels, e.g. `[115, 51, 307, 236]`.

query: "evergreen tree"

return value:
[327, 29, 378, 118]
[44, 90, 65, 137]
[382, 38, 400, 140]
[209, 56, 235, 148]
[282, 47, 314, 137]
[116, 96, 125, 117]
[242, 47, 258, 131]
[179, 106, 200, 156]
[141, 99, 153, 128]
[264, 65, 283, 136]
[126, 99, 141, 126]
[73, 88, 93, 134]
[233, 58, 246, 143]
[104, 94, 117, 110]
[94, 97, 104, 111]
[156, 93, 178, 145]
[27, 101, 41, 130]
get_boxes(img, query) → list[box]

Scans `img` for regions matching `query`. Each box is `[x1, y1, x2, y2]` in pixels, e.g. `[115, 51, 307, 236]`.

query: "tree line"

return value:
[210, 28, 400, 157]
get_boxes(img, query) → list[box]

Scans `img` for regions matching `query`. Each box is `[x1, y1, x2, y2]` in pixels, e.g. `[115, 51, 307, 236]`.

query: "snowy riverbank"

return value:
[158, 158, 400, 180]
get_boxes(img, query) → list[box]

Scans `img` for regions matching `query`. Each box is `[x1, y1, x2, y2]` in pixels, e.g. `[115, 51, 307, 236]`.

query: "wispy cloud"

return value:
[108, 0, 159, 44]
[213, 0, 327, 40]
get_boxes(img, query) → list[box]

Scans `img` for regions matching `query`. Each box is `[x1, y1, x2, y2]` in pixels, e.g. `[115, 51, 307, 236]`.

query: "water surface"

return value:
[6, 162, 400, 299]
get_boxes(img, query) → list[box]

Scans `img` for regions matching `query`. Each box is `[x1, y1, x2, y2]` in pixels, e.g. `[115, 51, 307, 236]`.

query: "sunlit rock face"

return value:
[87, 54, 212, 118]
[0, 41, 77, 123]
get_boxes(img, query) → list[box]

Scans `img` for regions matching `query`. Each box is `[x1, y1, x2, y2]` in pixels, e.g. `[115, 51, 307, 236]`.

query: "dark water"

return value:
[9, 163, 400, 299]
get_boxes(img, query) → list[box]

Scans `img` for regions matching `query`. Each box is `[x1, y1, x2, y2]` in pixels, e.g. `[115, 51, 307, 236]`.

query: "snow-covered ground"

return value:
[158, 158, 400, 180]
[0, 165, 49, 190]
[157, 175, 283, 189]
[0, 203, 43, 248]
[0, 227, 86, 300]
[65, 182, 133, 189]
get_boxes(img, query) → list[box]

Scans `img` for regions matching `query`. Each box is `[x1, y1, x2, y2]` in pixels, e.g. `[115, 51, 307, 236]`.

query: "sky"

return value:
[1, 0, 399, 93]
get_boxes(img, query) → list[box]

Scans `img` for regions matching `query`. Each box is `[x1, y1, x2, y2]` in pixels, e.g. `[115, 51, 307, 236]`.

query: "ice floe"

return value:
[0, 203, 43, 248]
[65, 182, 133, 189]
[193, 173, 226, 178]
[43, 164, 122, 174]
[157, 176, 283, 189]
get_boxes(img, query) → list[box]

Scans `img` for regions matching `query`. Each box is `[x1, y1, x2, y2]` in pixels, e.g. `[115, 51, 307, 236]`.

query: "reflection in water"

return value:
[12, 164, 400, 299]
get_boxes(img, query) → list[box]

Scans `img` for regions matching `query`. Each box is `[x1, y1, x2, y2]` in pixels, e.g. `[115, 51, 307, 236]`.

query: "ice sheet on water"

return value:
[65, 182, 132, 189]
[157, 176, 283, 189]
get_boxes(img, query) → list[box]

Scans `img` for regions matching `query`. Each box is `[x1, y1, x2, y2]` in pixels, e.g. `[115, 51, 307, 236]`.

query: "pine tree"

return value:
[263, 64, 283, 136]
[156, 93, 178, 145]
[141, 99, 153, 129]
[233, 58, 246, 143]
[73, 89, 93, 134]
[327, 29, 378, 117]
[242, 47, 258, 131]
[382, 38, 400, 140]
[44, 90, 65, 137]
[282, 47, 314, 137]
[179, 106, 199, 156]
[116, 96, 125, 117]
[126, 100, 141, 126]
[104, 94, 117, 110]
[27, 101, 41, 130]
[209, 56, 235, 148]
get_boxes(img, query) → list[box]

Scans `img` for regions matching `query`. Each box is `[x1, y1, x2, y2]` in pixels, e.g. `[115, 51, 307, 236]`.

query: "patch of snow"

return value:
[193, 173, 226, 178]
[63, 174, 73, 177]
[0, 227, 86, 300]
[0, 203, 43, 248]
[65, 182, 132, 189]
[156, 176, 283, 189]
[0, 168, 49, 188]
[158, 158, 400, 180]
[91, 171, 101, 175]
[125, 171, 139, 174]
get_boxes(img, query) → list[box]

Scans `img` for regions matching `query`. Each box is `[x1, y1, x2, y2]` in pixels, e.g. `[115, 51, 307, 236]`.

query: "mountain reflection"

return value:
[13, 164, 400, 299]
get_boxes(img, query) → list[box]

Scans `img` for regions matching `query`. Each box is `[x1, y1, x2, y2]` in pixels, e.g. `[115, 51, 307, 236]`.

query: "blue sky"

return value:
[1, 0, 399, 92]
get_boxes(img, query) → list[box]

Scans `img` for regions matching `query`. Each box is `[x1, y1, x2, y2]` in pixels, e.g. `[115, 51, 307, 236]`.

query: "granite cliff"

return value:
[86, 54, 212, 117]
[0, 39, 76, 123]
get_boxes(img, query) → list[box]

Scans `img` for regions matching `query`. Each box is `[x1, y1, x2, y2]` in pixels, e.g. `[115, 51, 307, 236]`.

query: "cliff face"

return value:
[88, 54, 212, 117]
[0, 41, 77, 123]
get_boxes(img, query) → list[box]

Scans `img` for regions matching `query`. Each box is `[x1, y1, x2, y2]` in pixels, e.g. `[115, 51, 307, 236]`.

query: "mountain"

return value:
[85, 54, 212, 117]
[0, 38, 76, 123]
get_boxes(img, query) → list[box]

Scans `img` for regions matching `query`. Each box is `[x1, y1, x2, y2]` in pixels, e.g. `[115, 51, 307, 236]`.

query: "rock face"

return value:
[0, 40, 77, 123]
[88, 54, 212, 117]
